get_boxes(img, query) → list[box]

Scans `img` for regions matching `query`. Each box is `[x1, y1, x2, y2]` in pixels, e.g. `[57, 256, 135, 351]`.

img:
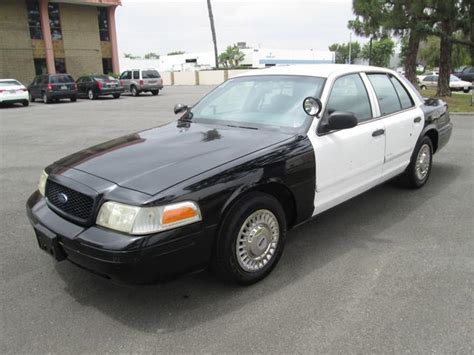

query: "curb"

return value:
[451, 112, 474, 116]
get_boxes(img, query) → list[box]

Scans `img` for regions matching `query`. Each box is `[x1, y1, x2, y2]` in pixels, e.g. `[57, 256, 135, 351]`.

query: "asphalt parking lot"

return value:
[1, 86, 473, 353]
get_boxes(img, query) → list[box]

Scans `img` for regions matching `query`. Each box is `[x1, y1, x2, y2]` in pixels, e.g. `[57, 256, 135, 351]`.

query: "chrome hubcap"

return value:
[415, 144, 431, 180]
[236, 209, 279, 272]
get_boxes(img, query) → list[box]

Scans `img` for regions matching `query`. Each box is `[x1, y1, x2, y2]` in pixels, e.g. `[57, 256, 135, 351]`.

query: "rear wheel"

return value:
[131, 86, 139, 96]
[29, 92, 35, 102]
[463, 87, 470, 93]
[43, 93, 50, 104]
[420, 85, 427, 90]
[113, 93, 120, 99]
[402, 136, 433, 188]
[211, 193, 287, 285]
[23, 100, 29, 107]
[151, 89, 159, 96]
[71, 96, 77, 102]
[88, 89, 96, 100]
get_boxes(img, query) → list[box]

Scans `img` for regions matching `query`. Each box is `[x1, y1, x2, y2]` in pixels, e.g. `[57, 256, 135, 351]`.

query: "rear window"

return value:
[93, 75, 115, 81]
[142, 70, 160, 79]
[0, 80, 21, 87]
[50, 75, 74, 83]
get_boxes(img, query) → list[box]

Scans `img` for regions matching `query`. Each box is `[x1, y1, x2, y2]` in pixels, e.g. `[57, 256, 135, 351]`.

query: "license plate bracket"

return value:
[60, 85, 67, 90]
[35, 225, 67, 261]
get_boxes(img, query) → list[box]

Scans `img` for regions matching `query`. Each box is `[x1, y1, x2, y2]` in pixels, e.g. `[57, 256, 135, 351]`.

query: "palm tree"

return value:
[207, 0, 219, 69]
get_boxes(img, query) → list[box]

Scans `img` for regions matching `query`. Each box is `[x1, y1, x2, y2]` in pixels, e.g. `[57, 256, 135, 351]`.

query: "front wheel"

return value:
[23, 100, 29, 107]
[151, 90, 159, 96]
[463, 87, 470, 93]
[211, 193, 287, 285]
[70, 96, 77, 102]
[113, 93, 120, 99]
[402, 136, 433, 188]
[29, 92, 35, 102]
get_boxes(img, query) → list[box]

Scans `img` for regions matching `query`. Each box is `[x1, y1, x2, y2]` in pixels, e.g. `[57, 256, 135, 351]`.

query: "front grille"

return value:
[45, 180, 94, 221]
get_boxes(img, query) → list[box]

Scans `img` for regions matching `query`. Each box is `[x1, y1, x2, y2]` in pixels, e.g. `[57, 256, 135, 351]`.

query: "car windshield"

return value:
[50, 75, 74, 83]
[450, 75, 461, 81]
[142, 70, 160, 79]
[0, 80, 21, 87]
[190, 75, 325, 133]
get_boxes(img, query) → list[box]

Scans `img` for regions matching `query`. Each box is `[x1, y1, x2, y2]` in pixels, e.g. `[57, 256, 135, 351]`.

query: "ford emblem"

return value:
[57, 193, 68, 204]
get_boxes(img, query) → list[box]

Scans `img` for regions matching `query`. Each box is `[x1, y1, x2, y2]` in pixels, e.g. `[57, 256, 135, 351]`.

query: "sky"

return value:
[115, 0, 366, 56]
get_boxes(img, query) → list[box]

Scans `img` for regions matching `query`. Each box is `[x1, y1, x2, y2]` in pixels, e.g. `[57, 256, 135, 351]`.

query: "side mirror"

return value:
[174, 103, 188, 115]
[323, 111, 358, 131]
[303, 97, 322, 117]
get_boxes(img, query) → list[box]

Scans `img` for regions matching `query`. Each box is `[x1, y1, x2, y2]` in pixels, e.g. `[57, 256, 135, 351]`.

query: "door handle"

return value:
[372, 129, 385, 137]
[414, 116, 422, 123]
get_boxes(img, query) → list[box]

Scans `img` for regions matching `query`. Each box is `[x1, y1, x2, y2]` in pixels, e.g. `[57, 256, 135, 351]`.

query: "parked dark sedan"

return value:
[26, 65, 452, 285]
[28, 74, 77, 104]
[76, 75, 123, 100]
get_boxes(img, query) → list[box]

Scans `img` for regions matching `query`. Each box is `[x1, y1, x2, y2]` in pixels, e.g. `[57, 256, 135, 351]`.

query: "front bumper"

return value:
[26, 191, 216, 284]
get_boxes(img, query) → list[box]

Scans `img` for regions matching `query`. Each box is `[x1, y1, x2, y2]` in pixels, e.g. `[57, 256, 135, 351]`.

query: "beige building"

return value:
[0, 0, 121, 85]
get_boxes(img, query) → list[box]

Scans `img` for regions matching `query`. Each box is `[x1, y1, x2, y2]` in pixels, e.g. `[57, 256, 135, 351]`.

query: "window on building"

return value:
[55, 59, 67, 73]
[48, 3, 62, 40]
[34, 59, 47, 75]
[102, 58, 113, 74]
[97, 7, 110, 41]
[26, 0, 42, 39]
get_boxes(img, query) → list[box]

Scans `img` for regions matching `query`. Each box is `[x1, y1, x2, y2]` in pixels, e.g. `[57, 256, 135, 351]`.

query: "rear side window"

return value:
[367, 74, 401, 116]
[326, 73, 372, 122]
[133, 71, 140, 79]
[389, 76, 414, 110]
[142, 70, 160, 79]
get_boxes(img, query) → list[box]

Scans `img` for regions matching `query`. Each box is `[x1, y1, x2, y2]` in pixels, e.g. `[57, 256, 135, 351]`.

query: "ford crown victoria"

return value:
[26, 65, 452, 285]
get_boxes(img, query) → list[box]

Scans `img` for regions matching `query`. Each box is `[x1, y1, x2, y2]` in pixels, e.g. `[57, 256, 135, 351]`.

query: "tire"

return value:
[151, 90, 159, 96]
[87, 89, 95, 100]
[211, 192, 287, 285]
[23, 100, 29, 107]
[113, 93, 120, 99]
[71, 96, 77, 102]
[131, 86, 139, 96]
[420, 85, 427, 90]
[402, 136, 433, 188]
[463, 87, 470, 93]
[29, 92, 35, 103]
[43, 93, 50, 104]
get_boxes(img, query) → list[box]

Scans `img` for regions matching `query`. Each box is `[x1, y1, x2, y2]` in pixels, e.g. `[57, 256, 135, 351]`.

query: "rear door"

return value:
[366, 73, 424, 180]
[309, 73, 385, 215]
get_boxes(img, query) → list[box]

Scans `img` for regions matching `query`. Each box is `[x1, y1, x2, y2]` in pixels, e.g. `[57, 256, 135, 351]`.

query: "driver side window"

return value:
[326, 74, 372, 123]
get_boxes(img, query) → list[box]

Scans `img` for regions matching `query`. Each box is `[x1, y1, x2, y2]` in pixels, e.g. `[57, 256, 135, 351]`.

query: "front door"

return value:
[308, 73, 386, 215]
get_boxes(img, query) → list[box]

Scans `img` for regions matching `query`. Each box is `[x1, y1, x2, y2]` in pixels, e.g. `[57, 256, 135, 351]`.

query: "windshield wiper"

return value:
[225, 124, 258, 130]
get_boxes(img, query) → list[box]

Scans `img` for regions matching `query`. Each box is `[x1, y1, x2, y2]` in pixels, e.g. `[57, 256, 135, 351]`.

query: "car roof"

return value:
[233, 64, 395, 79]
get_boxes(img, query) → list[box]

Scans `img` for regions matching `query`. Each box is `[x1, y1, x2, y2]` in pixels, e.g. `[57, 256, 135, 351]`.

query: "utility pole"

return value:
[207, 0, 219, 69]
[348, 32, 352, 64]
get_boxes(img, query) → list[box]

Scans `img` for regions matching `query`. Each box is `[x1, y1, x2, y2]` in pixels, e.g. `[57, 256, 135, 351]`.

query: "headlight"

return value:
[38, 170, 48, 196]
[96, 201, 202, 235]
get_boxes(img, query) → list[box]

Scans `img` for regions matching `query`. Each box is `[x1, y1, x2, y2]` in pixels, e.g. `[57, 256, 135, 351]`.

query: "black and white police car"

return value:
[27, 65, 452, 285]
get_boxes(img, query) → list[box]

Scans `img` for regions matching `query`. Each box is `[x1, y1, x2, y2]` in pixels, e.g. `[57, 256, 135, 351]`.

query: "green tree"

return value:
[361, 37, 395, 67]
[218, 44, 246, 68]
[328, 41, 361, 63]
[123, 53, 140, 59]
[144, 52, 160, 59]
[167, 51, 186, 56]
[418, 36, 441, 70]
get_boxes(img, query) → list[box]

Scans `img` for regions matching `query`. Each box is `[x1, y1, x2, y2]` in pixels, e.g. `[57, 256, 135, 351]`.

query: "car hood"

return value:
[54, 121, 294, 195]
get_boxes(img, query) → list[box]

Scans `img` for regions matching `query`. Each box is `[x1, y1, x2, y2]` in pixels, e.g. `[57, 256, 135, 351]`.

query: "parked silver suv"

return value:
[119, 69, 163, 96]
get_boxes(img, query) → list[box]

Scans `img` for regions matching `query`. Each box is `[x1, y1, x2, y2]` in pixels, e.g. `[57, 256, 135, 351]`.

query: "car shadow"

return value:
[0, 103, 28, 109]
[55, 161, 461, 334]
